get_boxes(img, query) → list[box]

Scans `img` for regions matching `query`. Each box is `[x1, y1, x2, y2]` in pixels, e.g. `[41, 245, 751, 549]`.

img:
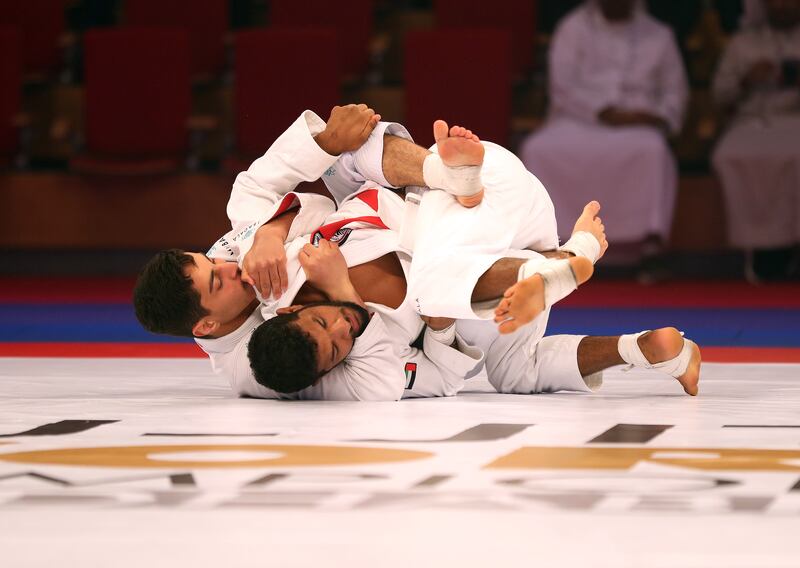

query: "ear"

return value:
[192, 317, 219, 338]
[276, 305, 304, 315]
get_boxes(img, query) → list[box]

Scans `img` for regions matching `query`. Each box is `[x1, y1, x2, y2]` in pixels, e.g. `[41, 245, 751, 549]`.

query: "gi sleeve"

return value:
[226, 110, 339, 233]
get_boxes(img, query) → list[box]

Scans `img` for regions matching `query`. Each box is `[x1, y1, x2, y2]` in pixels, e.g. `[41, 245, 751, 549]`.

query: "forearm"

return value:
[256, 209, 299, 243]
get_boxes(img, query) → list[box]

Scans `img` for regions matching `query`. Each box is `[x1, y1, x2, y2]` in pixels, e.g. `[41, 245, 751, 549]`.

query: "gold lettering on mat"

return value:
[486, 447, 800, 472]
[0, 444, 433, 468]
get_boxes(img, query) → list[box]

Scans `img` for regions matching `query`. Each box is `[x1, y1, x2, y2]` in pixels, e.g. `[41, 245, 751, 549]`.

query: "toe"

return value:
[433, 120, 449, 142]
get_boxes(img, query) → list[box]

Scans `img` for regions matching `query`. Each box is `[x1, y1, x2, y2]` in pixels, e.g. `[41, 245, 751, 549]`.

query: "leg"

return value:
[381, 121, 486, 205]
[381, 135, 429, 187]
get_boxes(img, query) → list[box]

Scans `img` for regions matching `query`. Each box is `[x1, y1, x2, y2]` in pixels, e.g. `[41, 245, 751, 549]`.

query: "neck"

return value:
[211, 299, 260, 338]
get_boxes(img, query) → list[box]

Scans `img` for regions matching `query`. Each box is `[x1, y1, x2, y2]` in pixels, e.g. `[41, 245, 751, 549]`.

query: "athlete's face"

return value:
[598, 0, 636, 21]
[765, 0, 800, 30]
[186, 253, 256, 335]
[286, 301, 370, 373]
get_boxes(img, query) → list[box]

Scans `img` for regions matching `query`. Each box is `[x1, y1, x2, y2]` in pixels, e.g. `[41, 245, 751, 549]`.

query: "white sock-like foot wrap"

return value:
[560, 231, 602, 264]
[422, 153, 483, 197]
[518, 258, 578, 308]
[618, 331, 694, 377]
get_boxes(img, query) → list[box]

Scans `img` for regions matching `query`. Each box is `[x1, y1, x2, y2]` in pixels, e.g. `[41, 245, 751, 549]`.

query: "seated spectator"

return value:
[519, 0, 688, 273]
[711, 0, 800, 281]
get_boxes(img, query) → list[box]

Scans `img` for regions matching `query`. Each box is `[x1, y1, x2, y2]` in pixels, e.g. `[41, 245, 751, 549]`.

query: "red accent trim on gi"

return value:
[311, 215, 389, 243]
[356, 188, 380, 211]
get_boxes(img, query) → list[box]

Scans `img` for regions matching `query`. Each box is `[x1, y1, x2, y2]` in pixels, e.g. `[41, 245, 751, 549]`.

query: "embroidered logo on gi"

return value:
[311, 227, 352, 246]
[324, 166, 336, 177]
[404, 363, 417, 390]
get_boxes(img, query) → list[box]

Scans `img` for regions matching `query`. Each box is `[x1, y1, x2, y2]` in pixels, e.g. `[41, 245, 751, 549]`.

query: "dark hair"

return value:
[133, 249, 209, 337]
[248, 312, 320, 394]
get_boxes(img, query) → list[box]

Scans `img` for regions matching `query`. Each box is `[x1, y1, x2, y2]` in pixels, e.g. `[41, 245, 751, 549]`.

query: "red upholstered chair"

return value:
[70, 28, 191, 175]
[124, 0, 229, 80]
[225, 28, 340, 172]
[269, 0, 372, 79]
[433, 0, 538, 78]
[404, 29, 512, 148]
[0, 0, 66, 80]
[0, 28, 22, 166]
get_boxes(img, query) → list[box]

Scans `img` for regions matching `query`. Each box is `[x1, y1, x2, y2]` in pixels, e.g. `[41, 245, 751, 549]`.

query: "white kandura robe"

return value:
[519, 2, 688, 244]
[711, 24, 800, 249]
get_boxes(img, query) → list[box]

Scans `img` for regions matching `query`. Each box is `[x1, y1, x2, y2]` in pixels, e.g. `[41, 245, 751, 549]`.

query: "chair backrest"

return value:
[434, 0, 537, 77]
[0, 0, 65, 76]
[0, 28, 21, 156]
[269, 0, 372, 78]
[233, 28, 340, 159]
[404, 29, 512, 148]
[124, 0, 229, 78]
[83, 28, 191, 157]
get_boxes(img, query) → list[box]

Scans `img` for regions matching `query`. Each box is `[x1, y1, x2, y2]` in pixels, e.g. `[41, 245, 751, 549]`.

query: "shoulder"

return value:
[554, 5, 590, 37]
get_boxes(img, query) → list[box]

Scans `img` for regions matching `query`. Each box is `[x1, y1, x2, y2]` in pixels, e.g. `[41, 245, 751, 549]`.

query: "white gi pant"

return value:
[409, 141, 594, 394]
[519, 117, 678, 244]
[712, 116, 800, 249]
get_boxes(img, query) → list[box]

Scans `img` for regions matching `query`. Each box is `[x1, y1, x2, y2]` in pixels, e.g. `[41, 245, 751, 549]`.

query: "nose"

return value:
[331, 314, 351, 339]
[218, 261, 241, 280]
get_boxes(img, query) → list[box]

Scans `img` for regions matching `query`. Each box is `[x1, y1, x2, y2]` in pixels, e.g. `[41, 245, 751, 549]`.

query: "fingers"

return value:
[267, 264, 282, 299]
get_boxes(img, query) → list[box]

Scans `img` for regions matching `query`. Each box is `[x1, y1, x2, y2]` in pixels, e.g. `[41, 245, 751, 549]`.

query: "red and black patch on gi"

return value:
[404, 362, 417, 390]
[311, 227, 352, 247]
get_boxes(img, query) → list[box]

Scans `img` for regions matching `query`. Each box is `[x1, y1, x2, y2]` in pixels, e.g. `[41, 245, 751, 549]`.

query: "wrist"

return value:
[255, 223, 288, 244]
[314, 130, 340, 156]
[326, 282, 363, 305]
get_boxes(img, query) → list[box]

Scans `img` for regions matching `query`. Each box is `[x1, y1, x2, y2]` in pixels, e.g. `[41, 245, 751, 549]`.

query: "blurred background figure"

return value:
[519, 0, 688, 277]
[711, 0, 800, 281]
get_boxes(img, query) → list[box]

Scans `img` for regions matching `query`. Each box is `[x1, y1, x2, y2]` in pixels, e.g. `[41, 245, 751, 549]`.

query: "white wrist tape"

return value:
[518, 258, 578, 308]
[422, 153, 483, 197]
[427, 322, 456, 345]
[560, 231, 602, 264]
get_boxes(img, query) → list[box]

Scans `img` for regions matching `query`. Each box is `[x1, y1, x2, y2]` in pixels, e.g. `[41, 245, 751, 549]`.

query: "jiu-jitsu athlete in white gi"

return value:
[711, 0, 800, 278]
[134, 105, 700, 401]
[242, 123, 702, 400]
[518, 0, 688, 249]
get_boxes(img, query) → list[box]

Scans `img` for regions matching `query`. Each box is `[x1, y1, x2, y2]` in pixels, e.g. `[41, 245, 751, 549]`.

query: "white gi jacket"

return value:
[196, 111, 484, 401]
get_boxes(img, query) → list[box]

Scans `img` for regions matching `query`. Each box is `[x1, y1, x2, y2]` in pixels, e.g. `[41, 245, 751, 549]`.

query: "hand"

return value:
[315, 104, 381, 155]
[599, 107, 667, 131]
[241, 225, 288, 299]
[597, 106, 634, 126]
[299, 239, 353, 298]
[421, 315, 456, 331]
[742, 60, 777, 90]
[572, 201, 608, 260]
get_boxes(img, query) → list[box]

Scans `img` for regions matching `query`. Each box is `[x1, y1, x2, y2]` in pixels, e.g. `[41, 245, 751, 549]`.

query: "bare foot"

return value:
[572, 201, 608, 259]
[433, 119, 485, 208]
[494, 256, 593, 334]
[638, 327, 701, 395]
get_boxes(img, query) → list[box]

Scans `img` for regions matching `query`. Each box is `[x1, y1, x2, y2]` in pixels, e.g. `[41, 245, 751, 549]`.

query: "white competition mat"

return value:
[1, 357, 799, 567]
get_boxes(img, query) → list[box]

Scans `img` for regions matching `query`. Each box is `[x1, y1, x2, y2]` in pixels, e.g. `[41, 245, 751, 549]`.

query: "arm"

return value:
[652, 29, 689, 135]
[228, 105, 381, 231]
